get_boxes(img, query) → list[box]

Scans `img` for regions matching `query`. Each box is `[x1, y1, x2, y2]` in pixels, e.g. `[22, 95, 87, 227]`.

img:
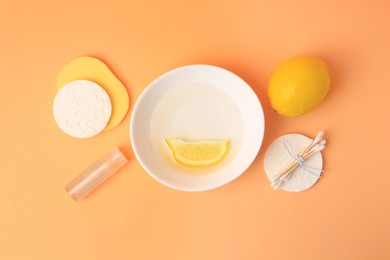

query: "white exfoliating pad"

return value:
[53, 80, 112, 138]
[264, 134, 323, 192]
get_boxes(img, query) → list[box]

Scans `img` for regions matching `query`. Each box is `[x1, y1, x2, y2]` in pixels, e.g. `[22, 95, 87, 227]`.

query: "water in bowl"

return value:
[150, 82, 243, 175]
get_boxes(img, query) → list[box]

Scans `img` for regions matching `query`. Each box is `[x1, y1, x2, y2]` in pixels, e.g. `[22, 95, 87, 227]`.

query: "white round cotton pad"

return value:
[53, 80, 112, 138]
[264, 134, 323, 192]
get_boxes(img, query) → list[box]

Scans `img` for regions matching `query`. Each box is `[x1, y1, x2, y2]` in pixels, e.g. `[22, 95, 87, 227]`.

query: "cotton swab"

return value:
[271, 131, 326, 190]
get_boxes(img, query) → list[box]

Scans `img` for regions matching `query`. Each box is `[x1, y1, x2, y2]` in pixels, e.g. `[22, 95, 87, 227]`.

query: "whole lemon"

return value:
[268, 56, 330, 116]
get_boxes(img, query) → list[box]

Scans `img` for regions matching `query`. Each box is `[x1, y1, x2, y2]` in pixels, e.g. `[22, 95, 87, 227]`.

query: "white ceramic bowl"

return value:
[130, 65, 264, 192]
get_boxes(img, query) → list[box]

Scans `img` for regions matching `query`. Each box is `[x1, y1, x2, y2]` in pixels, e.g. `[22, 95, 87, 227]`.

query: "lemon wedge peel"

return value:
[165, 139, 230, 167]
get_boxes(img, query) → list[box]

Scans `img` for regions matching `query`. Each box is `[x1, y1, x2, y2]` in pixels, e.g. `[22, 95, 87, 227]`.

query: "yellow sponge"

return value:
[57, 57, 129, 131]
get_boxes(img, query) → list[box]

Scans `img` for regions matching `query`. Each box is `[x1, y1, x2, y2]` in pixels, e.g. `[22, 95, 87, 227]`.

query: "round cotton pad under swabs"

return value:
[264, 133, 323, 192]
[53, 80, 112, 138]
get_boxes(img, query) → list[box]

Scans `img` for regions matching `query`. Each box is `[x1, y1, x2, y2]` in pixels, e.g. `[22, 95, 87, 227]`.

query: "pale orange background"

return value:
[1, 0, 389, 259]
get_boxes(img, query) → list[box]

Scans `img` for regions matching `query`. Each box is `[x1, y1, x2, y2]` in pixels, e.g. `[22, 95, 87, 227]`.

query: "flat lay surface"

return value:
[1, 0, 389, 259]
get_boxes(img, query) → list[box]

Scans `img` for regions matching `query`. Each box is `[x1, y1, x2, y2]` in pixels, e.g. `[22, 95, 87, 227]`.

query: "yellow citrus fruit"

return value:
[165, 139, 229, 167]
[268, 56, 330, 116]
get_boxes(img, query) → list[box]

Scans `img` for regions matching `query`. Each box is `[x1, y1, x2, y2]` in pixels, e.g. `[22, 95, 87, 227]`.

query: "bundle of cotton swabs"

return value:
[271, 131, 326, 190]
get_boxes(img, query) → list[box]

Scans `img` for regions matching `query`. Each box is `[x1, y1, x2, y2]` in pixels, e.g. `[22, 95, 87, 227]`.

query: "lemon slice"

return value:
[165, 139, 230, 167]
